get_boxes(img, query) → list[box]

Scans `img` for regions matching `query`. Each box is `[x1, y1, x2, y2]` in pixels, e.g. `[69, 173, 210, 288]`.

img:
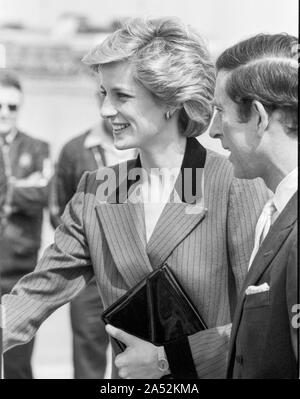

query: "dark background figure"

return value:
[49, 114, 136, 379]
[0, 70, 51, 379]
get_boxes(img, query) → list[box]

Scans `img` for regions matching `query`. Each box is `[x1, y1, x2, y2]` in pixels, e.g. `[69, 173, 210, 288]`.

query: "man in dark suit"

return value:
[0, 70, 51, 378]
[210, 33, 298, 378]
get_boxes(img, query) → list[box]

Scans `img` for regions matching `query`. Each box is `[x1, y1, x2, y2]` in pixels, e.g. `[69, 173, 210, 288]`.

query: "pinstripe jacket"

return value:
[2, 138, 270, 378]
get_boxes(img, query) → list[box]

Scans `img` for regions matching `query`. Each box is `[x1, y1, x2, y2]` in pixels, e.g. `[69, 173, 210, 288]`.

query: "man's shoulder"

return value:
[17, 130, 49, 148]
[62, 131, 89, 152]
[56, 132, 90, 166]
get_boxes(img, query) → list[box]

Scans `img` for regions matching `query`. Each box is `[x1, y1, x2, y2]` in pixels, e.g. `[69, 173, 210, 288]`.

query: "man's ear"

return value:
[251, 100, 269, 136]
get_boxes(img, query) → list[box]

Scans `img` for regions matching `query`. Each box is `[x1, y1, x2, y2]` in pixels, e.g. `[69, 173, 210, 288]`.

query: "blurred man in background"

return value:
[0, 70, 51, 378]
[49, 94, 136, 379]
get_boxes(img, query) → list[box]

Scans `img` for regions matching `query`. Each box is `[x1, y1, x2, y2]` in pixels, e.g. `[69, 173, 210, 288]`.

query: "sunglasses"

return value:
[0, 103, 19, 112]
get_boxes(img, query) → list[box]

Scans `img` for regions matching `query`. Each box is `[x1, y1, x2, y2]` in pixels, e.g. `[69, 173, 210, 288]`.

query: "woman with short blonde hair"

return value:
[2, 17, 269, 379]
[83, 17, 215, 138]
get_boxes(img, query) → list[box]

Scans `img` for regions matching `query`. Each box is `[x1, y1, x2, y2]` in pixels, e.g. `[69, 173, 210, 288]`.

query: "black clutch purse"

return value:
[102, 263, 207, 351]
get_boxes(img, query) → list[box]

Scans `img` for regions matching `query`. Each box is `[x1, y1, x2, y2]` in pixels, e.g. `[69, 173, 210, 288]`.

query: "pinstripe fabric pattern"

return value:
[2, 143, 270, 378]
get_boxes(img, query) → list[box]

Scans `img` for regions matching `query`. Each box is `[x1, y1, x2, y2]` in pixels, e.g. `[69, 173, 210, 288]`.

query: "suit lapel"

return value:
[229, 192, 298, 356]
[95, 158, 152, 288]
[95, 201, 152, 288]
[147, 138, 207, 267]
[147, 198, 207, 267]
[95, 138, 207, 285]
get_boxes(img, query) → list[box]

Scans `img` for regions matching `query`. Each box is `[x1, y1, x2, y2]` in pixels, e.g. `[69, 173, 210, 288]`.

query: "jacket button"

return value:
[235, 355, 243, 365]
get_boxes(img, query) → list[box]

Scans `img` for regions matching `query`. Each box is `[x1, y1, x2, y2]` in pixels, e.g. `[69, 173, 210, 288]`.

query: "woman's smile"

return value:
[112, 123, 131, 133]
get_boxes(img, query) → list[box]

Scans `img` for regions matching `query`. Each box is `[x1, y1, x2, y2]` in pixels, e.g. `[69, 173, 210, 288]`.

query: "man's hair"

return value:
[82, 17, 215, 137]
[0, 70, 22, 92]
[216, 34, 298, 136]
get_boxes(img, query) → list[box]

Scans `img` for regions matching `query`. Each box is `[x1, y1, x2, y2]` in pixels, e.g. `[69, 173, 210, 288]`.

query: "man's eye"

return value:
[117, 93, 131, 99]
[99, 90, 106, 97]
[214, 106, 223, 113]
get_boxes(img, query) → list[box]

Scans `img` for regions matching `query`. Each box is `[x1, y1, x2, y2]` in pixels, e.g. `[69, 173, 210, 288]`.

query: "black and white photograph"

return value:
[0, 0, 298, 387]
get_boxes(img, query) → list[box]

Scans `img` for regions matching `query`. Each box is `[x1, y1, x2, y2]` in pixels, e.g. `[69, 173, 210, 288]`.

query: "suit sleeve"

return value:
[49, 145, 77, 229]
[286, 229, 299, 363]
[8, 141, 51, 215]
[1, 172, 94, 352]
[174, 177, 270, 379]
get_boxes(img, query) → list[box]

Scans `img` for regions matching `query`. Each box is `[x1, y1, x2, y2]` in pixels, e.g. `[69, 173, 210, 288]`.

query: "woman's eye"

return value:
[99, 90, 106, 97]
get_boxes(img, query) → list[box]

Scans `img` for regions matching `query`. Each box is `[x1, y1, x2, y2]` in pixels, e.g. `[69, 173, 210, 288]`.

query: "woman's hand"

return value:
[105, 324, 166, 379]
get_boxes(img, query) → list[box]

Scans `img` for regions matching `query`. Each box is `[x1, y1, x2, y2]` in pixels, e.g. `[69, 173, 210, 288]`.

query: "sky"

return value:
[0, 0, 298, 51]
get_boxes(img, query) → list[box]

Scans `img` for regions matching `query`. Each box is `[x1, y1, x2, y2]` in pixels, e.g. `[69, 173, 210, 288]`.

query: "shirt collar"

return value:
[1, 128, 18, 145]
[273, 167, 298, 214]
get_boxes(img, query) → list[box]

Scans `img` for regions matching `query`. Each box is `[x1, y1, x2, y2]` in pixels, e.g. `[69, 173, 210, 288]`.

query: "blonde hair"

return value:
[82, 17, 215, 137]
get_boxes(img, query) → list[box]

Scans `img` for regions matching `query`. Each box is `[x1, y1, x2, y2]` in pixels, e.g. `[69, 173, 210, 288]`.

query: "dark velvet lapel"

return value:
[95, 138, 207, 287]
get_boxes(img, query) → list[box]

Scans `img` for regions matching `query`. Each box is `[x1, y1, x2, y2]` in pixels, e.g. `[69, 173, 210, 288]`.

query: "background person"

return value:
[210, 33, 298, 378]
[0, 70, 51, 378]
[2, 18, 269, 379]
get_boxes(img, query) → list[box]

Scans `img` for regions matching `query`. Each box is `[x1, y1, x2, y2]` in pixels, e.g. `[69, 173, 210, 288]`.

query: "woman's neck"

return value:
[139, 135, 187, 172]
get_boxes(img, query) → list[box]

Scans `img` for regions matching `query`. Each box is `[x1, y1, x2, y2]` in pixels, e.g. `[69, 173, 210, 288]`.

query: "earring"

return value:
[165, 111, 171, 120]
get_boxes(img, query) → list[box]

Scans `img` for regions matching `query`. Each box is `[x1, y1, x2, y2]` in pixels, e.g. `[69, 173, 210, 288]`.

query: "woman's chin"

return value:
[113, 138, 134, 151]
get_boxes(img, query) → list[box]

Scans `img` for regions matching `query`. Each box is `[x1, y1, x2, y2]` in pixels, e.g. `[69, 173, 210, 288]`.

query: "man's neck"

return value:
[261, 141, 298, 192]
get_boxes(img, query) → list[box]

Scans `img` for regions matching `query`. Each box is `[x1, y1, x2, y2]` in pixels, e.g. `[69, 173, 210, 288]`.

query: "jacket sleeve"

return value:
[49, 145, 76, 229]
[1, 172, 94, 352]
[166, 177, 270, 379]
[8, 141, 51, 215]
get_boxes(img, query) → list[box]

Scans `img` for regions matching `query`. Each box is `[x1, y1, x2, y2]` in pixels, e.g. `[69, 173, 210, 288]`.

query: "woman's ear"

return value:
[165, 107, 179, 120]
[251, 100, 270, 136]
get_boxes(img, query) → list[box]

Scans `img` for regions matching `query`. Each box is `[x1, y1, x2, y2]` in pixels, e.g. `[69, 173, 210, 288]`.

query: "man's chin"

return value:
[0, 125, 13, 135]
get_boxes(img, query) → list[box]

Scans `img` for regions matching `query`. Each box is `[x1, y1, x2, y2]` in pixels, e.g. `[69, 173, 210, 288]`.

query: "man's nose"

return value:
[209, 112, 223, 139]
[0, 104, 11, 117]
[100, 96, 117, 120]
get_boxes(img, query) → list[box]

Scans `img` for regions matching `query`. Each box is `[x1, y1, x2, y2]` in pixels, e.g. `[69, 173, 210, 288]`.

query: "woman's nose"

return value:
[100, 96, 117, 120]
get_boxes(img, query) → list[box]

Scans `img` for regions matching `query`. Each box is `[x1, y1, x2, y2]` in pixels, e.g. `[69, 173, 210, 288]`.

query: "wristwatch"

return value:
[157, 346, 170, 374]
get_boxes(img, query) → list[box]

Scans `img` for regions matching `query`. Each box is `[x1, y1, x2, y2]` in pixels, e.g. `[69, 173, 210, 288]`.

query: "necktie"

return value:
[248, 199, 277, 269]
